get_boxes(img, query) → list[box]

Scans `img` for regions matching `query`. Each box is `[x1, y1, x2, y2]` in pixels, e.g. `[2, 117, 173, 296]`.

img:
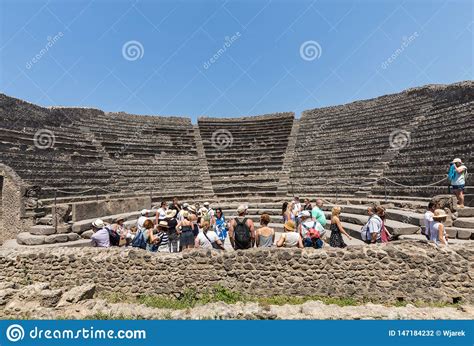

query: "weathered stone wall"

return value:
[70, 196, 152, 222]
[0, 164, 29, 245]
[0, 242, 472, 303]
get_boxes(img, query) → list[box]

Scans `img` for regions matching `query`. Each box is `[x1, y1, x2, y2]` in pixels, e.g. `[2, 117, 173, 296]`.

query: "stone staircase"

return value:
[193, 125, 216, 197]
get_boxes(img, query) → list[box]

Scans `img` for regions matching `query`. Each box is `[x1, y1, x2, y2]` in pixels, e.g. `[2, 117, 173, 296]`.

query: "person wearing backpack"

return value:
[299, 210, 324, 248]
[229, 204, 255, 250]
[448, 158, 467, 208]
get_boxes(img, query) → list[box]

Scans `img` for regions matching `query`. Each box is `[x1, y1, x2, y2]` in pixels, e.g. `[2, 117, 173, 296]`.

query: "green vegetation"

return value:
[101, 285, 459, 311]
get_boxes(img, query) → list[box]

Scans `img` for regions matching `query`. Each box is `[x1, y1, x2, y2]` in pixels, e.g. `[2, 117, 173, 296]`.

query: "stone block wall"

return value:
[70, 196, 152, 222]
[0, 242, 472, 304]
[0, 164, 28, 244]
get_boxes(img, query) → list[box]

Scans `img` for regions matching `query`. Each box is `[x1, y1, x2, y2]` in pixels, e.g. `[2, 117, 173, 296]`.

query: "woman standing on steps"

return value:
[329, 206, 352, 248]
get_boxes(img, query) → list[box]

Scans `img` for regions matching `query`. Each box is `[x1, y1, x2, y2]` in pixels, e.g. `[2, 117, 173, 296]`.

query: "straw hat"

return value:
[92, 219, 105, 228]
[452, 158, 463, 164]
[432, 209, 448, 220]
[115, 215, 126, 223]
[157, 220, 169, 228]
[165, 209, 177, 218]
[284, 220, 296, 232]
[188, 205, 197, 214]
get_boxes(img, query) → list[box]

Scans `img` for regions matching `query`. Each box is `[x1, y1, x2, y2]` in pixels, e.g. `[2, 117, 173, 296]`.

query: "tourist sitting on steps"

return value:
[177, 211, 195, 251]
[361, 206, 382, 244]
[112, 216, 132, 246]
[195, 220, 225, 250]
[256, 213, 275, 247]
[430, 209, 448, 246]
[229, 204, 255, 250]
[329, 207, 351, 248]
[277, 220, 303, 248]
[311, 199, 327, 227]
[91, 219, 110, 248]
[299, 210, 324, 249]
[448, 158, 467, 208]
[423, 202, 437, 240]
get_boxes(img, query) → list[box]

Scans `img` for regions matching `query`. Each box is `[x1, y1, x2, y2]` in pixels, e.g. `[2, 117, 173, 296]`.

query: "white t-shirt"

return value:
[452, 165, 467, 185]
[196, 230, 219, 249]
[137, 216, 147, 231]
[157, 208, 167, 220]
[424, 211, 434, 236]
[293, 203, 301, 213]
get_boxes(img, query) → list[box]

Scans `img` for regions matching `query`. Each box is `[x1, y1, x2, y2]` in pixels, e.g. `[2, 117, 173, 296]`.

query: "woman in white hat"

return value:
[449, 158, 467, 208]
[430, 209, 448, 246]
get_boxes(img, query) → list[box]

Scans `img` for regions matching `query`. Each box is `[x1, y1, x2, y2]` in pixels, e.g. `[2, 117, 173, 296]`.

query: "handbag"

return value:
[203, 231, 222, 250]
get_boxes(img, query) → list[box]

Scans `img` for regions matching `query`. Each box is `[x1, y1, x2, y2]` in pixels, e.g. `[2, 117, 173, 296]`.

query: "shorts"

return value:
[451, 184, 465, 191]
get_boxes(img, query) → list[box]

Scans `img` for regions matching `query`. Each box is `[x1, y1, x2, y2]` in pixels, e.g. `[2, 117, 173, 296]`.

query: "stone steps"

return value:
[323, 211, 419, 235]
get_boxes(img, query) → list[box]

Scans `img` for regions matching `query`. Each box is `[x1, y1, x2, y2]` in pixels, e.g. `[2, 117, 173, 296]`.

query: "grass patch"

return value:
[99, 286, 462, 311]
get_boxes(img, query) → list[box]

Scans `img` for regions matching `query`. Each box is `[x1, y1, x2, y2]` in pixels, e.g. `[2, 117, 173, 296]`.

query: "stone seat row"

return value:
[302, 95, 433, 118]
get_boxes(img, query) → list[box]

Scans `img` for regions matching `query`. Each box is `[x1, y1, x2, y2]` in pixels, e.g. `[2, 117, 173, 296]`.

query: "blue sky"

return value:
[0, 0, 472, 122]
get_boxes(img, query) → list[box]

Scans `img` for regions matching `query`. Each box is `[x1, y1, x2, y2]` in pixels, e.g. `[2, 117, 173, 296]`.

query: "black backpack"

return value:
[234, 218, 251, 249]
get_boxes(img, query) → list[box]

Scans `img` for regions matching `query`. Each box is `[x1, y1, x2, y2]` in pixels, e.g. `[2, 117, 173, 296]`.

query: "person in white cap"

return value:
[298, 210, 324, 248]
[91, 219, 110, 248]
[228, 204, 255, 249]
[448, 158, 467, 208]
[137, 209, 149, 232]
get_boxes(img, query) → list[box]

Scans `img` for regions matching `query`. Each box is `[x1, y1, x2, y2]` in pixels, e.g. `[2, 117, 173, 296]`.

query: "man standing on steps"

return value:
[228, 204, 255, 250]
[448, 158, 467, 208]
[311, 199, 327, 226]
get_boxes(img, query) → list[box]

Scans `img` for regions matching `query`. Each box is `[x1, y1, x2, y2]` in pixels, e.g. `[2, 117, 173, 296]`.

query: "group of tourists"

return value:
[90, 198, 393, 251]
[89, 157, 467, 250]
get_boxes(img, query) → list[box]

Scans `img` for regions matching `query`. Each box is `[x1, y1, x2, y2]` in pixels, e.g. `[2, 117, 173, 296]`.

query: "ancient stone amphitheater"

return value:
[0, 81, 473, 312]
[1, 80, 472, 243]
